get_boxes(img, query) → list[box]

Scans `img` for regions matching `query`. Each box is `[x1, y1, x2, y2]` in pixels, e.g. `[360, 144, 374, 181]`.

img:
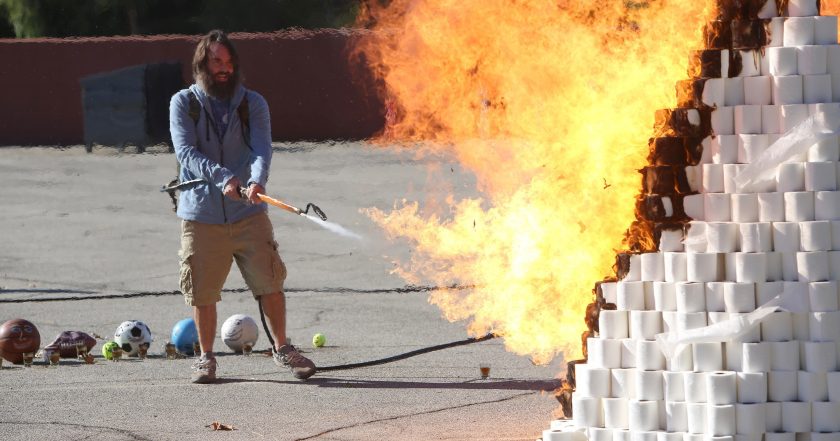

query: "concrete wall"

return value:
[0, 29, 384, 146]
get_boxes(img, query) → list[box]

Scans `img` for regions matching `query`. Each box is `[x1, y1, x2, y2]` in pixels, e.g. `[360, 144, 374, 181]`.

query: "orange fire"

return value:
[355, 0, 712, 364]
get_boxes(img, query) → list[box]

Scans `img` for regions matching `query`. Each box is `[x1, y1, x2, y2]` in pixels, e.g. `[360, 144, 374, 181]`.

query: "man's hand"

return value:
[246, 183, 265, 205]
[223, 176, 242, 200]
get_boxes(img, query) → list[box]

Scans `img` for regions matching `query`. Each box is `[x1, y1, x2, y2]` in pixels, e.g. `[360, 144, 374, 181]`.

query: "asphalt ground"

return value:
[0, 143, 565, 440]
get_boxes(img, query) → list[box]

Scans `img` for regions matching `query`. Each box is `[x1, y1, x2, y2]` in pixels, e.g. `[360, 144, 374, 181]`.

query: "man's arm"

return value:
[245, 92, 272, 204]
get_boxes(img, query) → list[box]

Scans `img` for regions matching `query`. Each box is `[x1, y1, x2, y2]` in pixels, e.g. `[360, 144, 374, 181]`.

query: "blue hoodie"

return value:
[169, 84, 272, 224]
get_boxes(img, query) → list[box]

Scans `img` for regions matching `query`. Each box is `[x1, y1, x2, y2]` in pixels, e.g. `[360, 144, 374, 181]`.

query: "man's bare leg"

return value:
[193, 303, 217, 355]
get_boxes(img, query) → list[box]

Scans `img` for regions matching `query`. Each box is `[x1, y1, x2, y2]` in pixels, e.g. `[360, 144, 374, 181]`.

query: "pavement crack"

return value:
[293, 391, 537, 440]
[0, 420, 153, 441]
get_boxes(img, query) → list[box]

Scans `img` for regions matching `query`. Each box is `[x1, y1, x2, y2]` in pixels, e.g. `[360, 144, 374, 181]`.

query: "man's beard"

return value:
[199, 70, 239, 100]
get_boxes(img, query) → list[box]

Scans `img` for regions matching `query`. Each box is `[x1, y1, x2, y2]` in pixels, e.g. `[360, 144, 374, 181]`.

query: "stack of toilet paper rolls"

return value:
[546, 2, 840, 441]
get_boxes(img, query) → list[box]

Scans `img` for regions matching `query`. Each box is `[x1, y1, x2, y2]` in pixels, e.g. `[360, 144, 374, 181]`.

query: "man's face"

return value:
[204, 41, 237, 99]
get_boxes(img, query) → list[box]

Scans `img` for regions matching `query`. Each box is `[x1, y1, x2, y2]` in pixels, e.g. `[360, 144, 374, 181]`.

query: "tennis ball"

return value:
[312, 333, 326, 348]
[102, 341, 120, 360]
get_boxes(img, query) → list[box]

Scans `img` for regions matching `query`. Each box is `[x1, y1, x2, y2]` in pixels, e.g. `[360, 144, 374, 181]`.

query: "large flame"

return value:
[355, 0, 711, 363]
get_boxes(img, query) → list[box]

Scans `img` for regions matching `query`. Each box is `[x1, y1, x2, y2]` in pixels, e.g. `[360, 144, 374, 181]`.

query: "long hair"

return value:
[192, 30, 242, 96]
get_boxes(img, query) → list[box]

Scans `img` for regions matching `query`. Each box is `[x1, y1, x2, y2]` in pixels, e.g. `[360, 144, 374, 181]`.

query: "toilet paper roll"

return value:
[730, 313, 762, 342]
[735, 403, 766, 434]
[801, 221, 832, 251]
[613, 429, 631, 441]
[644, 282, 655, 311]
[712, 134, 739, 164]
[576, 364, 611, 398]
[588, 428, 613, 441]
[765, 402, 784, 433]
[831, 47, 840, 101]
[588, 338, 622, 369]
[808, 281, 838, 311]
[768, 371, 799, 402]
[706, 282, 726, 312]
[603, 397, 629, 430]
[809, 101, 840, 117]
[664, 252, 688, 283]
[685, 372, 708, 403]
[726, 341, 744, 371]
[684, 194, 704, 221]
[635, 369, 664, 400]
[778, 163, 806, 192]
[742, 342, 771, 373]
[543, 430, 589, 441]
[762, 105, 781, 134]
[686, 402, 707, 434]
[758, 192, 785, 221]
[833, 223, 840, 250]
[630, 431, 658, 441]
[798, 251, 829, 281]
[635, 339, 665, 371]
[704, 164, 726, 193]
[766, 252, 783, 281]
[707, 371, 737, 405]
[787, 0, 819, 16]
[663, 371, 685, 401]
[708, 404, 737, 436]
[724, 164, 746, 195]
[807, 136, 840, 162]
[724, 282, 757, 313]
[611, 368, 636, 398]
[572, 394, 604, 428]
[811, 401, 840, 432]
[794, 311, 811, 340]
[802, 341, 837, 373]
[687, 165, 702, 193]
[676, 282, 707, 313]
[694, 342, 724, 372]
[739, 134, 769, 165]
[677, 312, 708, 332]
[739, 222, 773, 252]
[737, 50, 761, 78]
[707, 222, 739, 253]
[798, 46, 828, 75]
[780, 104, 810, 134]
[653, 282, 676, 312]
[774, 222, 801, 252]
[687, 252, 721, 282]
[805, 162, 837, 192]
[762, 312, 794, 342]
[641, 252, 665, 282]
[803, 74, 832, 104]
[786, 192, 816, 222]
[814, 15, 839, 45]
[736, 253, 768, 284]
[657, 432, 684, 441]
[601, 281, 617, 304]
[660, 228, 685, 252]
[665, 400, 687, 432]
[744, 76, 772, 106]
[711, 106, 735, 136]
[809, 311, 840, 342]
[735, 106, 762, 135]
[725, 78, 745, 107]
[732, 194, 759, 223]
[600, 310, 629, 339]
[781, 401, 812, 433]
[815, 191, 840, 220]
[756, 281, 784, 305]
[620, 339, 637, 368]
[781, 252, 799, 281]
[773, 76, 804, 105]
[828, 371, 840, 401]
[736, 372, 767, 404]
[831, 251, 840, 281]
[685, 221, 708, 253]
[668, 343, 694, 372]
[770, 340, 800, 371]
[618, 281, 646, 310]
[769, 47, 799, 76]
[708, 311, 730, 325]
[798, 370, 828, 402]
[628, 400, 660, 432]
[784, 17, 816, 46]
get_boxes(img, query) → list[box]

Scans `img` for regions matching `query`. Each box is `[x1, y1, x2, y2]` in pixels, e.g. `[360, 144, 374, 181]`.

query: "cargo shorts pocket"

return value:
[179, 252, 195, 298]
[270, 241, 287, 285]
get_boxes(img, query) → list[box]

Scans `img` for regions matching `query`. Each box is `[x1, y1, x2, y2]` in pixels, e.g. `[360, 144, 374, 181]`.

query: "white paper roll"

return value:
[724, 164, 746, 195]
[694, 342, 724, 372]
[613, 429, 631, 441]
[797, 370, 828, 402]
[600, 310, 629, 339]
[735, 403, 766, 434]
[787, 0, 819, 16]
[628, 400, 659, 432]
[736, 372, 767, 404]
[778, 163, 806, 192]
[744, 76, 771, 106]
[707, 223, 738, 254]
[660, 228, 685, 252]
[603, 397, 629, 430]
[572, 393, 603, 428]
[588, 428, 613, 441]
[686, 165, 702, 193]
[543, 430, 587, 441]
[758, 192, 785, 221]
[620, 339, 637, 369]
[684, 194, 704, 221]
[635, 339, 665, 371]
[807, 136, 840, 162]
[802, 341, 837, 373]
[828, 371, 840, 401]
[706, 282, 726, 312]
[798, 251, 829, 281]
[706, 371, 737, 405]
[663, 371, 684, 401]
[732, 195, 760, 224]
[723, 282, 757, 313]
[768, 371, 798, 402]
[684, 372, 707, 403]
[686, 402, 707, 434]
[712, 134, 738, 164]
[704, 164, 726, 193]
[786, 192, 816, 222]
[576, 364, 611, 398]
[618, 281, 646, 310]
[664, 252, 688, 283]
[803, 74, 832, 104]
[708, 311, 730, 325]
[761, 107, 781, 137]
[801, 221, 832, 251]
[742, 342, 771, 373]
[634, 369, 664, 400]
[668, 343, 694, 372]
[707, 404, 737, 436]
[781, 252, 799, 281]
[814, 15, 838, 44]
[677, 312, 708, 332]
[740, 136, 769, 167]
[632, 432, 659, 441]
[641, 252, 665, 282]
[798, 46, 828, 75]
[794, 311, 811, 340]
[664, 400, 687, 432]
[765, 402, 784, 433]
[781, 401, 812, 433]
[784, 17, 816, 46]
[737, 253, 768, 283]
[773, 76, 804, 105]
[725, 78, 745, 107]
[809, 311, 840, 342]
[769, 47, 799, 76]
[739, 223, 772, 252]
[831, 46, 840, 101]
[735, 105, 762, 135]
[770, 340, 800, 371]
[815, 191, 840, 221]
[762, 311, 794, 342]
[687, 252, 721, 282]
[767, 252, 783, 281]
[588, 338, 621, 369]
[738, 50, 761, 78]
[685, 221, 708, 253]
[805, 162, 837, 192]
[726, 341, 744, 371]
[676, 282, 707, 313]
[730, 313, 762, 343]
[831, 251, 840, 281]
[711, 106, 735, 136]
[812, 401, 840, 432]
[773, 223, 801, 253]
[779, 104, 809, 133]
[611, 368, 636, 398]
[808, 281, 838, 312]
[756, 281, 784, 305]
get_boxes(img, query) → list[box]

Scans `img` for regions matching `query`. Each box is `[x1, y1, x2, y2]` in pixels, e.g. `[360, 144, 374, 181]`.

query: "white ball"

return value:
[114, 320, 152, 356]
[221, 314, 259, 352]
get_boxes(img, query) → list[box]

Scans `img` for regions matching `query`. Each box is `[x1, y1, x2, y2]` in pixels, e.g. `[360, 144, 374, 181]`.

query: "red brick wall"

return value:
[0, 29, 384, 146]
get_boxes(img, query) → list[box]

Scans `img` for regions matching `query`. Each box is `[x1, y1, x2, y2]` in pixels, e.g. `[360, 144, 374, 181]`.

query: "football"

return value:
[221, 314, 259, 352]
[0, 319, 41, 364]
[114, 320, 152, 356]
[45, 330, 97, 358]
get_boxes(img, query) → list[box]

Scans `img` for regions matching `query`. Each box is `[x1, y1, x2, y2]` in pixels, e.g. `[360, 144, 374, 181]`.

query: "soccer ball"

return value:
[221, 314, 259, 352]
[114, 320, 152, 356]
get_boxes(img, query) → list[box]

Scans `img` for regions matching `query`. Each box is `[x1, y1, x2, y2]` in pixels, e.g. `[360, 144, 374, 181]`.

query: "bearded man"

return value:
[169, 29, 316, 383]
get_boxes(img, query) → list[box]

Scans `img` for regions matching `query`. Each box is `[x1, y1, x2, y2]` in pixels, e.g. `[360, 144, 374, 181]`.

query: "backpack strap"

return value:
[237, 93, 251, 147]
[187, 92, 201, 125]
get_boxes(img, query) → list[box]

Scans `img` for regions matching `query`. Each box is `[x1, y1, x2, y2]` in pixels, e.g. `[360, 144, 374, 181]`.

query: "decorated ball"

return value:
[171, 318, 199, 355]
[114, 320, 152, 356]
[312, 333, 326, 348]
[101, 341, 120, 360]
[45, 331, 97, 358]
[0, 319, 41, 364]
[221, 314, 259, 352]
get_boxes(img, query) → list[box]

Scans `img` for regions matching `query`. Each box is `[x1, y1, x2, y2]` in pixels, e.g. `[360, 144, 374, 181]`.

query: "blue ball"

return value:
[171, 318, 198, 355]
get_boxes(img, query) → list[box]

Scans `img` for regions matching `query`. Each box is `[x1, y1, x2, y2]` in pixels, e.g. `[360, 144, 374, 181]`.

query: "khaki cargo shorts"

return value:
[178, 211, 287, 306]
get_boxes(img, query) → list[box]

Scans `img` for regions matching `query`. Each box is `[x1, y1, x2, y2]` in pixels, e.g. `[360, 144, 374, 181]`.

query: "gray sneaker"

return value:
[274, 345, 316, 380]
[191, 355, 217, 384]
